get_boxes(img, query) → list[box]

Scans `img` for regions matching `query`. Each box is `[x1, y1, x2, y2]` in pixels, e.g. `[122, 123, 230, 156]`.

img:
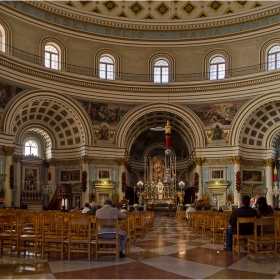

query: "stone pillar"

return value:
[3, 146, 15, 207]
[195, 157, 204, 199]
[231, 155, 242, 204]
[81, 155, 91, 205]
[14, 155, 22, 208]
[264, 158, 274, 206]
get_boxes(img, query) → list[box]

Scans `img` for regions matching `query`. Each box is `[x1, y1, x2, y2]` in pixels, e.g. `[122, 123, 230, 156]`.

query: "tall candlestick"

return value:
[48, 169, 51, 180]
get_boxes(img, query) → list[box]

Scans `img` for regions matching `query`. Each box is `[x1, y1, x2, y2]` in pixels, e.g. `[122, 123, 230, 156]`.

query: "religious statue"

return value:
[138, 192, 143, 205]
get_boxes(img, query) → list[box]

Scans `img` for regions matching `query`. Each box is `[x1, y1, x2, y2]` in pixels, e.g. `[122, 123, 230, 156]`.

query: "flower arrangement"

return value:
[82, 170, 87, 192]
[194, 172, 199, 193]
[235, 171, 241, 193]
[121, 172, 126, 193]
[9, 164, 14, 190]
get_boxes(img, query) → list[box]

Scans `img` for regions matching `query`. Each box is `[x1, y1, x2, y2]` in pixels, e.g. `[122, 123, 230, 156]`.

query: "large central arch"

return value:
[116, 103, 205, 152]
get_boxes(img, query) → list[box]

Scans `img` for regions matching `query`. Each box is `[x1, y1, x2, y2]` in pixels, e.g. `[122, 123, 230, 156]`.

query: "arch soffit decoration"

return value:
[230, 92, 280, 149]
[3, 90, 94, 149]
[116, 103, 205, 151]
[16, 123, 54, 151]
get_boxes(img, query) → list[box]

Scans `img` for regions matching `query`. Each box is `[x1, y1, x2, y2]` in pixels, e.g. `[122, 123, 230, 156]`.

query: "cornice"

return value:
[21, 1, 280, 31]
[1, 1, 280, 43]
[2, 54, 280, 100]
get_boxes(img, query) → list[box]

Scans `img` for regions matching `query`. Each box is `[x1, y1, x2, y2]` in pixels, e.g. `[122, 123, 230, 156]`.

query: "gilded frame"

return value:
[241, 169, 264, 185]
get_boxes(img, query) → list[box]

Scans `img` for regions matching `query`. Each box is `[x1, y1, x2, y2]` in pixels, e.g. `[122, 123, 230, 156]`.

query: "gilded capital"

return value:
[81, 155, 92, 164]
[263, 158, 275, 167]
[13, 154, 22, 163]
[3, 146, 15, 156]
[231, 155, 243, 165]
[194, 157, 205, 166]
[49, 158, 59, 166]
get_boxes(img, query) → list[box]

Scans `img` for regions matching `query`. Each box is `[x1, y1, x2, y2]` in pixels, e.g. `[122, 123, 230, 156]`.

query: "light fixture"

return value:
[149, 126, 165, 131]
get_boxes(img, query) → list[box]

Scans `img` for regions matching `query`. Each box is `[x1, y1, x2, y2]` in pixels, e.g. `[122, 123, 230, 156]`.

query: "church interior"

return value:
[0, 0, 280, 278]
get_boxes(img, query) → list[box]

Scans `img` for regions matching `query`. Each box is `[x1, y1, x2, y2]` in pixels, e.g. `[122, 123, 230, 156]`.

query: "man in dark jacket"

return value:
[224, 195, 257, 251]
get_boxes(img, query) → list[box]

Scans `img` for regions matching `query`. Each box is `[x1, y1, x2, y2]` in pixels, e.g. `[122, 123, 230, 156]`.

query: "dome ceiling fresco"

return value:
[59, 0, 275, 21]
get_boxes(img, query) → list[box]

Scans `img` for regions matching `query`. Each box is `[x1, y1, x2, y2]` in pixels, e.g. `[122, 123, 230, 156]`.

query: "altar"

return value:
[147, 199, 177, 212]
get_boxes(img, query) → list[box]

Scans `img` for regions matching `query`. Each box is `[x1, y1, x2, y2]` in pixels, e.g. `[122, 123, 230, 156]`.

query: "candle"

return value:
[0, 162, 2, 174]
[114, 171, 115, 181]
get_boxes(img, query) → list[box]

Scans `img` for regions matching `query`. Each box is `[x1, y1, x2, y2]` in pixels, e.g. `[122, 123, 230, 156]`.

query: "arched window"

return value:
[209, 56, 225, 80]
[99, 56, 114, 80]
[154, 59, 169, 83]
[24, 140, 38, 156]
[44, 44, 59, 70]
[267, 45, 280, 71]
[0, 24, 5, 52]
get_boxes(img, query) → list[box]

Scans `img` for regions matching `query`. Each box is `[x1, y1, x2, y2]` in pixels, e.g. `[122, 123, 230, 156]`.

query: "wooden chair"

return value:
[95, 218, 120, 262]
[233, 217, 256, 258]
[202, 212, 213, 240]
[67, 216, 94, 261]
[133, 213, 146, 241]
[193, 213, 204, 236]
[0, 214, 17, 256]
[210, 214, 228, 244]
[247, 216, 277, 263]
[41, 215, 65, 260]
[17, 214, 41, 259]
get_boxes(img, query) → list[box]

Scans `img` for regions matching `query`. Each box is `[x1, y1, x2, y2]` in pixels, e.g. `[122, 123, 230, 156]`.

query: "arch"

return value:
[39, 37, 67, 70]
[148, 53, 175, 82]
[203, 49, 231, 79]
[230, 92, 280, 151]
[0, 18, 12, 52]
[3, 90, 94, 156]
[116, 103, 205, 152]
[94, 49, 121, 79]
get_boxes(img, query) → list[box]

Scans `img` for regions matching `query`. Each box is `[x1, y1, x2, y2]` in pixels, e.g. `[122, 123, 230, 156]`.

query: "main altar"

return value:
[136, 121, 182, 212]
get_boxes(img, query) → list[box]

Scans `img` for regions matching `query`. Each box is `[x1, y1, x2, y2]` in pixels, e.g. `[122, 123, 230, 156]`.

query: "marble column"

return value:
[3, 146, 15, 207]
[231, 155, 242, 204]
[195, 157, 204, 199]
[264, 158, 274, 206]
[14, 155, 22, 208]
[81, 155, 91, 205]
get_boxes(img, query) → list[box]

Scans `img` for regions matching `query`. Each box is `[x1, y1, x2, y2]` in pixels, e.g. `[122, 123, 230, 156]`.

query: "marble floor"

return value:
[0, 216, 279, 279]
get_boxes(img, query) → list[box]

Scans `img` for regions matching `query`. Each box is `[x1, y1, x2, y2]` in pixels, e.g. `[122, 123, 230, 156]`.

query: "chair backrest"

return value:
[96, 218, 119, 240]
[255, 216, 276, 238]
[236, 216, 256, 236]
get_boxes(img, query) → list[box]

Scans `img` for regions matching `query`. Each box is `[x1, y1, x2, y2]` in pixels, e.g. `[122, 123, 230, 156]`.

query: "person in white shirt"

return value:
[186, 204, 196, 220]
[82, 203, 91, 213]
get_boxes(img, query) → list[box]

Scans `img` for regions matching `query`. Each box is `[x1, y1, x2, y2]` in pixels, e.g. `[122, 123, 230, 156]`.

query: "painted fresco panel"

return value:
[0, 82, 24, 109]
[188, 101, 247, 126]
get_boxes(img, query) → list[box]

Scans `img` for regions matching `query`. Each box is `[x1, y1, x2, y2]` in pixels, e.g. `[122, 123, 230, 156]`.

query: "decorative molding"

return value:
[3, 54, 280, 97]
[203, 159, 232, 166]
[3, 1, 280, 37]
[242, 160, 265, 167]
[90, 158, 118, 166]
